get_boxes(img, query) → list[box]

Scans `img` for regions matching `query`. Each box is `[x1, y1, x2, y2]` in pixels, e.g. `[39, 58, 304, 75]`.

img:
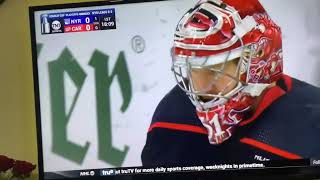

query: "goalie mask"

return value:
[172, 0, 283, 144]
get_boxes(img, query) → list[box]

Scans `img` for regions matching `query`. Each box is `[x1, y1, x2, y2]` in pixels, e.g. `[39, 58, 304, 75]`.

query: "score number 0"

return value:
[85, 17, 92, 31]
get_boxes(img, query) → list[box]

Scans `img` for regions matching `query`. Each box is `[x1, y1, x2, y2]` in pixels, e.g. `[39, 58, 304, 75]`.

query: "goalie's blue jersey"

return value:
[141, 75, 320, 166]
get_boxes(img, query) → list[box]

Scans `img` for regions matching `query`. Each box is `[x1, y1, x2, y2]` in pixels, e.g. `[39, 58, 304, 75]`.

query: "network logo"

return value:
[79, 170, 95, 176]
[51, 20, 61, 30]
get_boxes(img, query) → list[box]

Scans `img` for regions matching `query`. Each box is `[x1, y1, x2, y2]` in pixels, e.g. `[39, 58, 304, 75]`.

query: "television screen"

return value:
[29, 0, 320, 179]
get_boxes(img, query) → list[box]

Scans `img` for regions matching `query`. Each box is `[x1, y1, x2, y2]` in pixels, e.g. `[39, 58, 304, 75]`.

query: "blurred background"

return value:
[260, 0, 320, 86]
[0, 0, 320, 179]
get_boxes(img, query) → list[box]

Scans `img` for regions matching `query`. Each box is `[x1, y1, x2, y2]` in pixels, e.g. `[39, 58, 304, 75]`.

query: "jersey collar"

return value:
[240, 74, 292, 126]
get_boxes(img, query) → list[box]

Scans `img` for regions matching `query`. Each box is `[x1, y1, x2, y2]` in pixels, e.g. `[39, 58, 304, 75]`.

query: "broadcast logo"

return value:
[79, 170, 95, 176]
[51, 20, 61, 30]
[100, 169, 115, 176]
[50, 20, 63, 33]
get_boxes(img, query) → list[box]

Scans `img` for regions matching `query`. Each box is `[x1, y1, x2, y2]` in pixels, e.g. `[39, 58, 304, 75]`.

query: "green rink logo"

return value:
[38, 45, 132, 167]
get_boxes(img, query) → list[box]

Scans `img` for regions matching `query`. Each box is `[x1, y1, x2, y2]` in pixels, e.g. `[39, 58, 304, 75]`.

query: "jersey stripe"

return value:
[148, 122, 207, 135]
[240, 137, 302, 159]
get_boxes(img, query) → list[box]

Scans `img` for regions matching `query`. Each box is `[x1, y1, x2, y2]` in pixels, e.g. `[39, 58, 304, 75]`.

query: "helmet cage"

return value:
[172, 37, 255, 111]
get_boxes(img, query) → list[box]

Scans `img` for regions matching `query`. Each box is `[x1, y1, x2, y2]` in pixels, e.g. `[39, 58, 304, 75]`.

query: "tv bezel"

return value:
[29, 1, 320, 179]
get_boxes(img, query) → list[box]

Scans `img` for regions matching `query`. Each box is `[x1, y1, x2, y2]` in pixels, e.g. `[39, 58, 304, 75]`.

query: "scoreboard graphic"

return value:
[40, 9, 116, 34]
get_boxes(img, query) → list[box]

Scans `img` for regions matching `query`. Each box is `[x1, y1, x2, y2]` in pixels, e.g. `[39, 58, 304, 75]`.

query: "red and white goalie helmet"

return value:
[172, 0, 283, 144]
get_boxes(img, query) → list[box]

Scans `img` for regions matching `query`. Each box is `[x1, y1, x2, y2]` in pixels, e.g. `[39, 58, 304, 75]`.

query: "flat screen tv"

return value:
[29, 0, 320, 179]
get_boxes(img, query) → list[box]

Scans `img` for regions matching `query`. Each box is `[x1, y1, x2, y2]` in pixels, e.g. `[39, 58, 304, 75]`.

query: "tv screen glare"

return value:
[29, 0, 320, 179]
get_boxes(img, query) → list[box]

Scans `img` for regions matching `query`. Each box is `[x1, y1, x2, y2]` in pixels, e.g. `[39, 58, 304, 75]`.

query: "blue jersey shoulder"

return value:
[247, 78, 320, 158]
[151, 85, 202, 127]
